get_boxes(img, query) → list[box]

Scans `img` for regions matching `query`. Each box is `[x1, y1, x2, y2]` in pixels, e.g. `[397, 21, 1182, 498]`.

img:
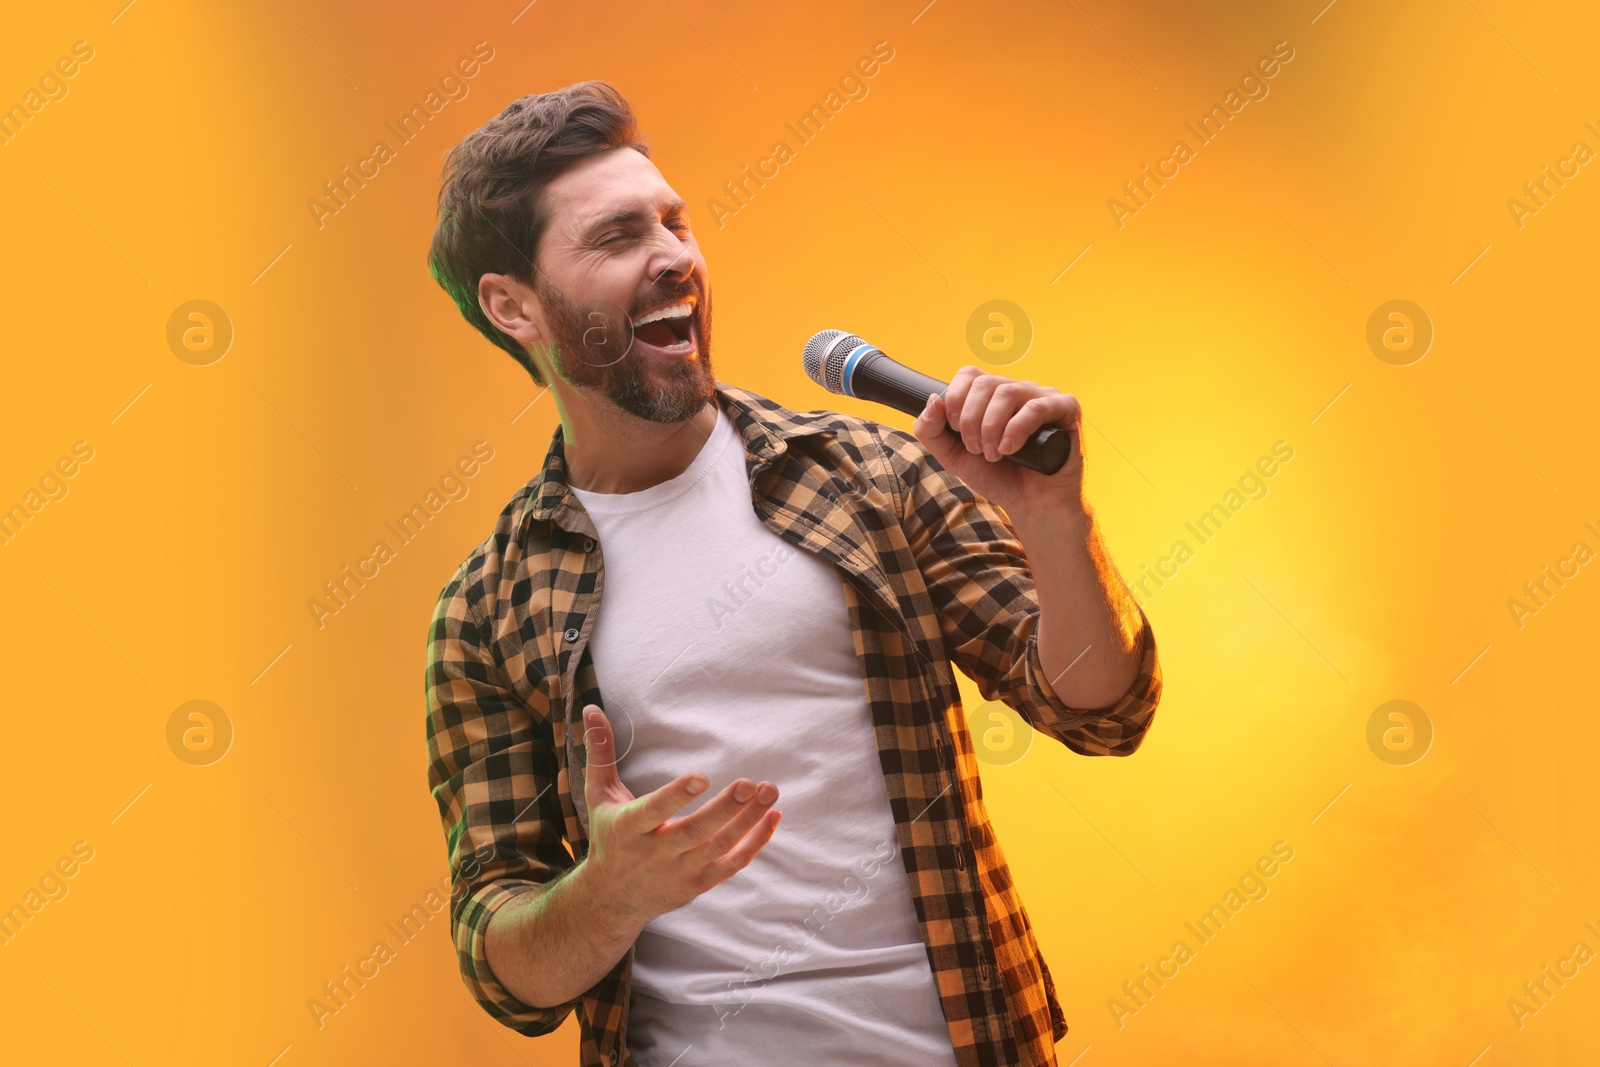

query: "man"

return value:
[424, 81, 1161, 1067]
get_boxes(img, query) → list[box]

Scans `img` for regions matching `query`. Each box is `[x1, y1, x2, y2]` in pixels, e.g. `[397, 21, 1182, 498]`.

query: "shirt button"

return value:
[564, 627, 580, 642]
[956, 848, 966, 870]
[979, 963, 990, 985]
[584, 537, 596, 551]
[608, 1050, 618, 1066]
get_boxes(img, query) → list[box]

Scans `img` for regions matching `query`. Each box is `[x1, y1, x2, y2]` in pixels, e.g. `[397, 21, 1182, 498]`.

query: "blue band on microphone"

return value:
[839, 344, 879, 398]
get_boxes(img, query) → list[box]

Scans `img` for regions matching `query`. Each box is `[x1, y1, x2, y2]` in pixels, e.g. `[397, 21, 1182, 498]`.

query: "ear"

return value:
[478, 272, 546, 350]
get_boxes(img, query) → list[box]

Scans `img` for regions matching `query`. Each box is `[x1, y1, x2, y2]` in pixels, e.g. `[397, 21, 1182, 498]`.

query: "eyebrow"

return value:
[580, 196, 687, 239]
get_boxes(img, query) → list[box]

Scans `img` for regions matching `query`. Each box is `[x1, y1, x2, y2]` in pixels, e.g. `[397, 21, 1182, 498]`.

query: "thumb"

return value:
[581, 704, 624, 795]
[912, 392, 961, 467]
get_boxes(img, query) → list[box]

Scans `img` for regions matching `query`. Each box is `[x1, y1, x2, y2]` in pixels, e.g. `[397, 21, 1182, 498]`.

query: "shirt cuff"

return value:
[1022, 604, 1161, 755]
[456, 878, 581, 1034]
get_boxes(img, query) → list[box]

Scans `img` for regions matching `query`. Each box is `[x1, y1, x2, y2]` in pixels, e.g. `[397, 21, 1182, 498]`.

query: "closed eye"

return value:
[600, 219, 690, 245]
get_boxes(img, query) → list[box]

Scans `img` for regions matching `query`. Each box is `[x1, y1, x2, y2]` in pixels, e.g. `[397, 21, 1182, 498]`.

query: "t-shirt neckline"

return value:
[567, 403, 735, 515]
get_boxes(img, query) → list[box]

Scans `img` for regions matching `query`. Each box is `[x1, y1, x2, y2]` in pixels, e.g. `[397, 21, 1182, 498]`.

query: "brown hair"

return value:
[428, 81, 650, 384]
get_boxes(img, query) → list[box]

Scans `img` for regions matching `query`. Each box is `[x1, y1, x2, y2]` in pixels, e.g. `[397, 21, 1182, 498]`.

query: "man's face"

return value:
[527, 147, 713, 424]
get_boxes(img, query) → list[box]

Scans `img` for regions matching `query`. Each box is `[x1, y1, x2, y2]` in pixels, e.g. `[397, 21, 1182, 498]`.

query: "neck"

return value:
[553, 386, 721, 494]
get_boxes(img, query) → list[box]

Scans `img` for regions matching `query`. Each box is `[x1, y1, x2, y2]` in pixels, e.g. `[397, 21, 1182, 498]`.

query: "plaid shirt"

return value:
[425, 381, 1162, 1067]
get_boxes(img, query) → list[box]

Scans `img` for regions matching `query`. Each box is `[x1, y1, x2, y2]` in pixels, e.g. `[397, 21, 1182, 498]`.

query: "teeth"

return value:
[632, 301, 694, 327]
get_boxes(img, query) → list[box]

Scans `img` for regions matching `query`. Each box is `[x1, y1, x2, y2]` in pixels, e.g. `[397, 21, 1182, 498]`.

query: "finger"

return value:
[913, 393, 962, 468]
[956, 374, 1003, 456]
[581, 704, 630, 795]
[664, 777, 767, 843]
[980, 381, 1041, 461]
[631, 770, 712, 832]
[1003, 394, 1080, 457]
[582, 703, 617, 790]
[942, 366, 982, 437]
[681, 780, 779, 858]
[704, 809, 783, 882]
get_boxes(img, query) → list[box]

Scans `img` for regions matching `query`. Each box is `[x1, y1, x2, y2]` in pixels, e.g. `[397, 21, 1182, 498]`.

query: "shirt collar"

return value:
[515, 379, 839, 533]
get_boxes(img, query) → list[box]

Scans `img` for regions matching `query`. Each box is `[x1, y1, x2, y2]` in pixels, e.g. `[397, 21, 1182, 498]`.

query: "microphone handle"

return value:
[850, 349, 1072, 476]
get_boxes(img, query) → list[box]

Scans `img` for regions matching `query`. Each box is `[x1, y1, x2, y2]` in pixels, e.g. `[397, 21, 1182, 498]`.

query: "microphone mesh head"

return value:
[802, 329, 866, 396]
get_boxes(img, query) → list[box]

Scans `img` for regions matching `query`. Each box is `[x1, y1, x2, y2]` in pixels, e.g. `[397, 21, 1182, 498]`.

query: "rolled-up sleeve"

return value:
[1019, 600, 1161, 755]
[425, 564, 582, 1034]
[877, 425, 1163, 757]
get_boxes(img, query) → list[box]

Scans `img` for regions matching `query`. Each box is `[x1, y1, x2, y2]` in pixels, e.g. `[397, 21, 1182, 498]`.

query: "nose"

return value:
[647, 223, 695, 287]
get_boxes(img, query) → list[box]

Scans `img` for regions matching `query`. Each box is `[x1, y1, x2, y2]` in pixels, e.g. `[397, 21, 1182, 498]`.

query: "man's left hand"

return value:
[911, 366, 1086, 523]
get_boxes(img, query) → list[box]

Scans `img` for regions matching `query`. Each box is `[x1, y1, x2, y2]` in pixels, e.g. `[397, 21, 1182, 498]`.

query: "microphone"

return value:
[802, 329, 1073, 476]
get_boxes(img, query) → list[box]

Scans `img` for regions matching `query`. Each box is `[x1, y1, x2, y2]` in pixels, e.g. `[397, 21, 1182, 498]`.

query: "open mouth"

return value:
[630, 299, 697, 358]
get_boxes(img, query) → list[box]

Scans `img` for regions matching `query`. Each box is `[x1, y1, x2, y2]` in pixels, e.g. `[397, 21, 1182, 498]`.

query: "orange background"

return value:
[3, 0, 1597, 1064]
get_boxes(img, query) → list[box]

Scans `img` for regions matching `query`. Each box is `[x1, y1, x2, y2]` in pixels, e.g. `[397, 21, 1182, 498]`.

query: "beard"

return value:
[532, 270, 715, 425]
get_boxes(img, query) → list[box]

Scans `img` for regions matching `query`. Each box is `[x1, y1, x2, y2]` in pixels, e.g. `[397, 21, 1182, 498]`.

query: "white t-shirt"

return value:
[568, 403, 958, 1067]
